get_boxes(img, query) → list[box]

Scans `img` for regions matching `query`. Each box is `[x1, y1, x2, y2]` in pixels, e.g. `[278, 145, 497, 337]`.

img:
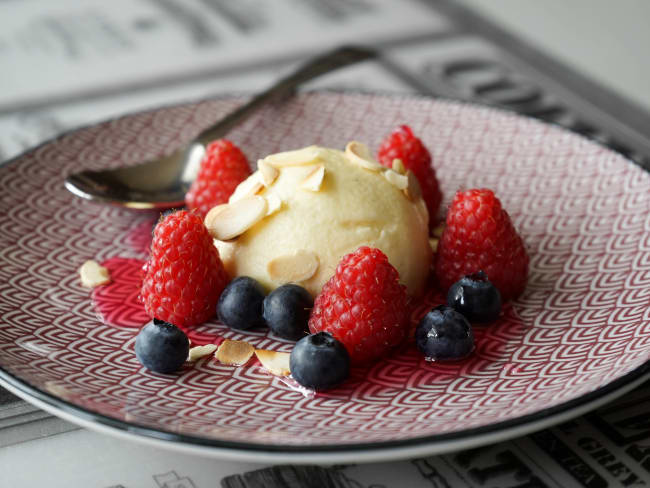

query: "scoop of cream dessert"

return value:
[204, 142, 432, 297]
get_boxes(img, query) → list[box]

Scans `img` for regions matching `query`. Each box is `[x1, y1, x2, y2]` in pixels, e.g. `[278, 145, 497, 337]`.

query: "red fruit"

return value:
[142, 210, 229, 327]
[377, 125, 442, 229]
[308, 247, 409, 365]
[185, 139, 251, 218]
[435, 189, 529, 301]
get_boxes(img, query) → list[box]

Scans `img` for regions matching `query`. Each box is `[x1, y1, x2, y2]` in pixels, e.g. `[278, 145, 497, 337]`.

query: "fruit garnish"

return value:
[447, 271, 502, 323]
[217, 276, 266, 331]
[308, 246, 409, 364]
[415, 306, 474, 361]
[135, 319, 190, 374]
[435, 188, 529, 301]
[377, 125, 442, 229]
[141, 210, 229, 327]
[185, 139, 251, 218]
[289, 332, 350, 390]
[263, 284, 313, 341]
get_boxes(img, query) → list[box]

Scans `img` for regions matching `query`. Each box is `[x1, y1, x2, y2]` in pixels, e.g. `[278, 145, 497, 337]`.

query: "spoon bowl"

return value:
[64, 46, 376, 209]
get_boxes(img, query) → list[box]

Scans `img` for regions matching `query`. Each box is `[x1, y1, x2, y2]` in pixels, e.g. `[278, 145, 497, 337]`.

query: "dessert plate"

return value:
[1, 92, 649, 464]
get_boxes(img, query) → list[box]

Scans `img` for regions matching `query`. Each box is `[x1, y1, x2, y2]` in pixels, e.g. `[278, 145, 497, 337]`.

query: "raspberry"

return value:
[141, 210, 229, 327]
[435, 189, 529, 301]
[308, 247, 409, 365]
[377, 125, 442, 229]
[185, 139, 251, 218]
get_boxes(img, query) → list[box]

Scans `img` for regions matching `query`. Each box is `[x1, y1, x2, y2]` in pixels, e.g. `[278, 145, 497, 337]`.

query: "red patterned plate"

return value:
[1, 92, 649, 463]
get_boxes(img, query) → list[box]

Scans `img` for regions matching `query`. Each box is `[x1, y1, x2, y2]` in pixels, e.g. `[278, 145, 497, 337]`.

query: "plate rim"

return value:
[1, 89, 649, 462]
[2, 363, 650, 463]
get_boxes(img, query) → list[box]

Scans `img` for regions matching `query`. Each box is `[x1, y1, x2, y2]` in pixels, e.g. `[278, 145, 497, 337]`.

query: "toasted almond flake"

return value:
[299, 165, 325, 192]
[383, 169, 409, 190]
[258, 159, 279, 186]
[187, 344, 218, 362]
[205, 196, 267, 240]
[79, 260, 110, 288]
[432, 222, 446, 238]
[264, 146, 323, 167]
[229, 175, 264, 203]
[392, 158, 406, 174]
[345, 141, 383, 172]
[204, 204, 229, 228]
[403, 170, 422, 201]
[215, 339, 255, 366]
[265, 193, 283, 216]
[255, 349, 291, 376]
[267, 250, 319, 283]
[213, 238, 237, 265]
[429, 237, 439, 253]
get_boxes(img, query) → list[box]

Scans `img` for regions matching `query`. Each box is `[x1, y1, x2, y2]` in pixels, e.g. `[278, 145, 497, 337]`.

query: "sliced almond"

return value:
[229, 175, 264, 204]
[345, 141, 383, 172]
[79, 260, 110, 288]
[267, 250, 319, 283]
[263, 146, 324, 167]
[265, 193, 283, 216]
[215, 339, 255, 366]
[187, 344, 218, 362]
[392, 158, 406, 175]
[383, 169, 409, 190]
[255, 349, 291, 376]
[432, 222, 446, 238]
[429, 237, 439, 253]
[213, 238, 237, 265]
[403, 170, 422, 201]
[299, 164, 325, 192]
[204, 204, 229, 228]
[258, 159, 279, 186]
[206, 196, 267, 240]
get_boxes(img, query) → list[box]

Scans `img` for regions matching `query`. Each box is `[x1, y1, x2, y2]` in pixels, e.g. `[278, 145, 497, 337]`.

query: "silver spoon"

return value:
[64, 45, 376, 209]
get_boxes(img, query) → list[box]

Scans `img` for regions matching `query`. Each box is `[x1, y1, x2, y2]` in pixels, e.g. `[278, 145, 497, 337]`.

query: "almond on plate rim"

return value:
[255, 349, 291, 376]
[79, 260, 111, 288]
[187, 344, 218, 362]
[215, 339, 255, 366]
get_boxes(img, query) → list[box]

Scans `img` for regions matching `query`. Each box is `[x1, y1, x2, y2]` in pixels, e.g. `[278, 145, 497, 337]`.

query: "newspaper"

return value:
[1, 0, 649, 486]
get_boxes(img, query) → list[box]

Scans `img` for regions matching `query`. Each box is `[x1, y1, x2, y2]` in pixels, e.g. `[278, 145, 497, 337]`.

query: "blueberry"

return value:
[135, 319, 189, 374]
[290, 332, 350, 390]
[217, 276, 266, 330]
[415, 305, 474, 360]
[263, 284, 313, 340]
[447, 271, 502, 323]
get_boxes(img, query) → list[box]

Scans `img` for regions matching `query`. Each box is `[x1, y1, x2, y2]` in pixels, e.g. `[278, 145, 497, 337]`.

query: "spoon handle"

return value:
[196, 45, 376, 145]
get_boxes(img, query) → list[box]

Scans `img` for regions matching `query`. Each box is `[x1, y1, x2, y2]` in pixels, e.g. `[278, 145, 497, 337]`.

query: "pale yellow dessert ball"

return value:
[206, 143, 432, 297]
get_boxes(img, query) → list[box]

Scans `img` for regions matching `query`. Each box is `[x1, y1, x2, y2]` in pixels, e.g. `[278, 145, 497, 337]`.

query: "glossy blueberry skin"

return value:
[135, 319, 189, 374]
[217, 276, 266, 330]
[415, 306, 474, 361]
[263, 284, 313, 340]
[447, 271, 502, 323]
[290, 332, 350, 390]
